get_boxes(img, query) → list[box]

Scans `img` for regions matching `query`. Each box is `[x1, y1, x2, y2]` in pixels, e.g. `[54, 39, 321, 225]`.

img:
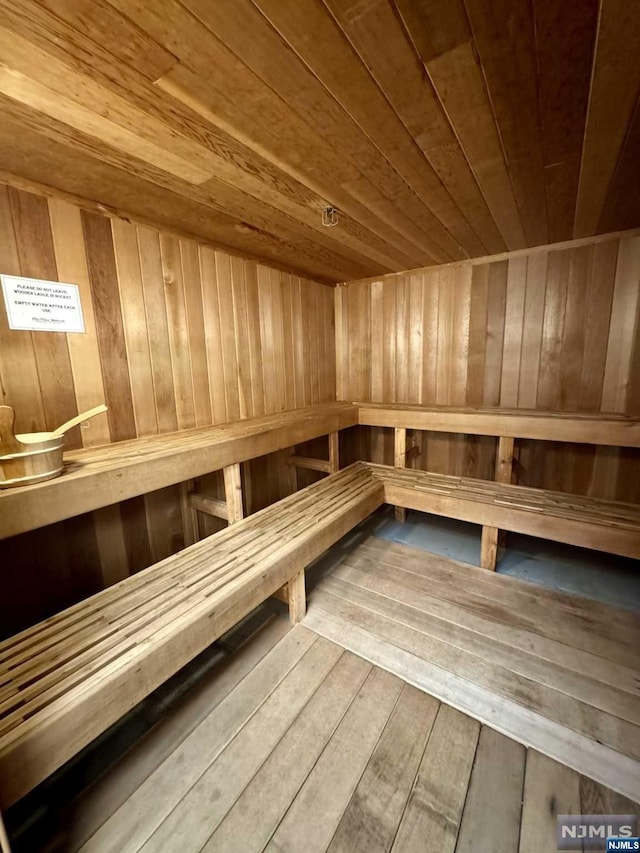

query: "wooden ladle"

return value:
[50, 404, 108, 437]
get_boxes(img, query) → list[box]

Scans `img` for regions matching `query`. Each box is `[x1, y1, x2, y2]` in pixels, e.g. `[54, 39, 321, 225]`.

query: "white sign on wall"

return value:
[1, 274, 85, 333]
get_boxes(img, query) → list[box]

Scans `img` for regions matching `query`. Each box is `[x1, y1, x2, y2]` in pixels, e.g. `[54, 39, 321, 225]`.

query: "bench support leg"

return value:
[287, 448, 299, 494]
[329, 431, 340, 473]
[480, 436, 515, 570]
[223, 463, 244, 524]
[480, 526, 498, 570]
[287, 569, 306, 624]
[179, 479, 200, 546]
[394, 428, 407, 523]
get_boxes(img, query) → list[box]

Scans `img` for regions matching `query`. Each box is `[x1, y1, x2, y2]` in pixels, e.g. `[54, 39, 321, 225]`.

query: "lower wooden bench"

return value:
[0, 463, 383, 809]
[371, 464, 640, 567]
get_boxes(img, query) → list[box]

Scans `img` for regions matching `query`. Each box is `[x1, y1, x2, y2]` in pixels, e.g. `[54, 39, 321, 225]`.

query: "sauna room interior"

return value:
[0, 2, 639, 852]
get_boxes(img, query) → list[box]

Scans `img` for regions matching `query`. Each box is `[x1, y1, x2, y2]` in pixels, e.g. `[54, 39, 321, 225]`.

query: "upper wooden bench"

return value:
[358, 402, 640, 446]
[2, 402, 638, 543]
[0, 463, 383, 809]
[0, 403, 358, 540]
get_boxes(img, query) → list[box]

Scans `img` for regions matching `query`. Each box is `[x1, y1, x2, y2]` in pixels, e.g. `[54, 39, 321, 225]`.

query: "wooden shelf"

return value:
[0, 403, 358, 540]
[357, 403, 640, 446]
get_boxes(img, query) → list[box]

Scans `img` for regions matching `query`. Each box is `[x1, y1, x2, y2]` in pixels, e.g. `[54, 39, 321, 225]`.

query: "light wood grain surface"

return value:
[306, 535, 640, 802]
[0, 2, 637, 279]
[27, 620, 639, 852]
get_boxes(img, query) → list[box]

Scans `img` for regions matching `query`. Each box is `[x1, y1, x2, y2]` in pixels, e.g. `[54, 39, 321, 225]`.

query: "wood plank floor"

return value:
[305, 536, 640, 802]
[36, 610, 638, 853]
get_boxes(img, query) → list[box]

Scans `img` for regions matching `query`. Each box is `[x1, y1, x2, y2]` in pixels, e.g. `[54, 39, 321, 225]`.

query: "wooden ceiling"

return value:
[0, 0, 638, 283]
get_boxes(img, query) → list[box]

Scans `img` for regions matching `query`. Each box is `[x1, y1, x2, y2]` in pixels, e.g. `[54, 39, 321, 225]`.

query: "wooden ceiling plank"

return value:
[189, 176, 379, 280]
[82, 0, 433, 266]
[0, 112, 354, 283]
[105, 0, 435, 268]
[324, 0, 506, 255]
[533, 0, 599, 243]
[0, 65, 213, 185]
[246, 0, 478, 258]
[35, 0, 179, 82]
[0, 24, 399, 273]
[462, 0, 548, 247]
[395, 0, 527, 251]
[157, 68, 419, 272]
[0, 0, 424, 274]
[574, 0, 640, 237]
[159, 0, 449, 262]
[0, 27, 228, 183]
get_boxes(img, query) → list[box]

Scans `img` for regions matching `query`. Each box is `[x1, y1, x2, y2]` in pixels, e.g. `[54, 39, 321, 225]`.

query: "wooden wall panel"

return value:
[337, 232, 640, 500]
[0, 184, 335, 636]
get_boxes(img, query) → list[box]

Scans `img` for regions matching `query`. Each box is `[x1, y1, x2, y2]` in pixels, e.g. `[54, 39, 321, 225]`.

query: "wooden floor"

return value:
[35, 596, 638, 853]
[306, 535, 640, 802]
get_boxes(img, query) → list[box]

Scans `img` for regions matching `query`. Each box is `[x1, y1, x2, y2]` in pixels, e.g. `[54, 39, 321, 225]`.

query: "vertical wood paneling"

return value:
[216, 251, 242, 420]
[395, 276, 409, 403]
[483, 262, 508, 407]
[200, 245, 226, 424]
[0, 185, 335, 636]
[370, 280, 384, 403]
[230, 255, 252, 419]
[450, 266, 471, 405]
[337, 233, 640, 499]
[0, 187, 45, 434]
[50, 199, 111, 446]
[536, 251, 570, 410]
[291, 276, 305, 409]
[435, 268, 453, 405]
[82, 210, 137, 442]
[407, 274, 424, 403]
[422, 269, 439, 403]
[560, 247, 591, 410]
[500, 257, 527, 407]
[181, 240, 212, 427]
[111, 218, 157, 438]
[11, 189, 80, 445]
[601, 236, 640, 412]
[517, 253, 547, 408]
[579, 241, 617, 411]
[466, 265, 489, 407]
[383, 277, 397, 402]
[138, 226, 179, 433]
[160, 233, 196, 430]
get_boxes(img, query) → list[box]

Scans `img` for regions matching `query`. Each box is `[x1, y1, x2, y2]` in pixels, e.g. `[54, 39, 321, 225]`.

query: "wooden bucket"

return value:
[0, 406, 64, 489]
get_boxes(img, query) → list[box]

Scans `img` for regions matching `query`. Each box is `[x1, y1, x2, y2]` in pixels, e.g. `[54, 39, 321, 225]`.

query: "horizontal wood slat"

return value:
[188, 493, 228, 521]
[290, 455, 332, 473]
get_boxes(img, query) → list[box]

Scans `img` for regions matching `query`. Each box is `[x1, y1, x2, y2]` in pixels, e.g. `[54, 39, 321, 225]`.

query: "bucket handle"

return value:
[0, 407, 23, 455]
